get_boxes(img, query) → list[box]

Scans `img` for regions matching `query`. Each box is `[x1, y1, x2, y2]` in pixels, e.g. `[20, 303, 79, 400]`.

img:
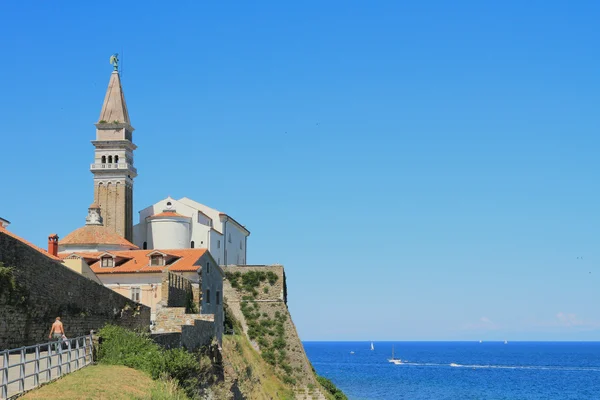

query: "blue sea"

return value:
[303, 342, 600, 400]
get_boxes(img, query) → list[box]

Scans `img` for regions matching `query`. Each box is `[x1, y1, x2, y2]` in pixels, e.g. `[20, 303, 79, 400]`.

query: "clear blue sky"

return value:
[1, 1, 599, 341]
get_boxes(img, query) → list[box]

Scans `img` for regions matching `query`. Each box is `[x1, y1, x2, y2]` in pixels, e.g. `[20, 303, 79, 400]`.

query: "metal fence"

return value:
[0, 334, 94, 399]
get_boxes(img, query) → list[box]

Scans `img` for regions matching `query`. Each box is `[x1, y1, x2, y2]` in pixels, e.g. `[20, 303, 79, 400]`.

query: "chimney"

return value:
[48, 234, 59, 257]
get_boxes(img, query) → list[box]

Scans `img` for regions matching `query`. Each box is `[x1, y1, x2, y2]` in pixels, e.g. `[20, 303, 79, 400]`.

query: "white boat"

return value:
[504, 340, 508, 345]
[350, 351, 355, 354]
[388, 345, 402, 364]
[370, 341, 374, 351]
[479, 340, 482, 343]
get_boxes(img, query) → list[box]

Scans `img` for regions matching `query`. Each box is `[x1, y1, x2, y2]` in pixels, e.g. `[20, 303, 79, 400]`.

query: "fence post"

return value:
[19, 348, 25, 393]
[47, 343, 52, 381]
[34, 345, 40, 388]
[57, 344, 62, 378]
[1, 351, 8, 399]
[91, 331, 99, 363]
[75, 337, 80, 370]
[67, 339, 72, 374]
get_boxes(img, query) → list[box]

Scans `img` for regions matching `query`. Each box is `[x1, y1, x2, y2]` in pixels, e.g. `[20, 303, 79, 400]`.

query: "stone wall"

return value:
[152, 307, 215, 350]
[0, 232, 150, 349]
[221, 265, 287, 303]
[222, 265, 324, 396]
[161, 271, 192, 308]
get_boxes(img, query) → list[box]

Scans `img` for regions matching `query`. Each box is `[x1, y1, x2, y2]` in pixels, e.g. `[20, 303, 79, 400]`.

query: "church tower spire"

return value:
[90, 54, 136, 241]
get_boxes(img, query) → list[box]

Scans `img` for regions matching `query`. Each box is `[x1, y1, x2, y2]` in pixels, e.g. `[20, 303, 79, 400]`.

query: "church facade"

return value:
[133, 196, 250, 266]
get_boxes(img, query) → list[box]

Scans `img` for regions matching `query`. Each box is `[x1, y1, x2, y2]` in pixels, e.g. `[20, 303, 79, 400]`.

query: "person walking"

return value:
[48, 317, 65, 353]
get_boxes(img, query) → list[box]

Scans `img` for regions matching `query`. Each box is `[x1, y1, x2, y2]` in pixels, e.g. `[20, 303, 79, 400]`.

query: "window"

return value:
[108, 155, 113, 163]
[216, 291, 220, 305]
[217, 240, 221, 249]
[131, 287, 141, 302]
[228, 233, 232, 243]
[114, 155, 119, 163]
[101, 155, 106, 164]
[190, 241, 195, 248]
[240, 240, 243, 250]
[143, 242, 147, 250]
[101, 256, 113, 268]
[206, 289, 210, 304]
[150, 255, 164, 266]
[206, 262, 210, 274]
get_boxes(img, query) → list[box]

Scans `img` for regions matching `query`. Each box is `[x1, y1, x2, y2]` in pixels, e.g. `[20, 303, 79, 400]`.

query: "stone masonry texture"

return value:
[0, 232, 150, 349]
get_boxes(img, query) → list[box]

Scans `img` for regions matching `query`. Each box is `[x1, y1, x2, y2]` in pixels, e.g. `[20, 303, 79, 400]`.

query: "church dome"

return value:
[58, 202, 138, 253]
[59, 225, 138, 253]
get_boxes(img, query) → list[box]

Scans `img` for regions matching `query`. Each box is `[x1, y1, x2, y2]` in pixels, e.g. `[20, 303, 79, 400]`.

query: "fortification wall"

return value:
[161, 271, 192, 308]
[0, 232, 150, 349]
[222, 265, 323, 397]
[221, 265, 286, 303]
[153, 307, 215, 350]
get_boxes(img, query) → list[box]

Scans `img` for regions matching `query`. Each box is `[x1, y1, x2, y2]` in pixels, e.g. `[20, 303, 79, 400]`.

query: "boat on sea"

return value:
[504, 340, 508, 345]
[388, 345, 402, 364]
[350, 351, 354, 354]
[371, 341, 374, 351]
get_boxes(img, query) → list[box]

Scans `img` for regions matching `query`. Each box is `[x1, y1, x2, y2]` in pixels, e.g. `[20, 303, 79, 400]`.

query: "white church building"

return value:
[133, 197, 250, 266]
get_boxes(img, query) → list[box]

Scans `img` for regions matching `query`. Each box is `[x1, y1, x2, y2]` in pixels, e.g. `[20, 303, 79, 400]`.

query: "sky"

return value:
[0, 1, 599, 341]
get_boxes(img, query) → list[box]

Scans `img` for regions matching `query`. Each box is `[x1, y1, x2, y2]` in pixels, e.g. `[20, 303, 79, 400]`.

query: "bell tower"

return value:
[90, 54, 137, 241]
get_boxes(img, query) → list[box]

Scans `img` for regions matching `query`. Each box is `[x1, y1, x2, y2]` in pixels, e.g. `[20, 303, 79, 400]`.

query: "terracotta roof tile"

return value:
[148, 211, 189, 219]
[63, 248, 208, 274]
[59, 225, 138, 249]
[0, 226, 61, 261]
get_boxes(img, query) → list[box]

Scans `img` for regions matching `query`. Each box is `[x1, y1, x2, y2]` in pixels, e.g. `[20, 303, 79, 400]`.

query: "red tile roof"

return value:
[147, 211, 189, 219]
[0, 226, 62, 261]
[60, 248, 208, 274]
[59, 225, 138, 248]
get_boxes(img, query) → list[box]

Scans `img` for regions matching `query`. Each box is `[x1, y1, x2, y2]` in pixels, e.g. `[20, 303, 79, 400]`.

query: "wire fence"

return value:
[0, 334, 94, 399]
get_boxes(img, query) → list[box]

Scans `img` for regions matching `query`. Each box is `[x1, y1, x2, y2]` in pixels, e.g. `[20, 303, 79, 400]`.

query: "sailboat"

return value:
[370, 341, 374, 351]
[388, 345, 403, 364]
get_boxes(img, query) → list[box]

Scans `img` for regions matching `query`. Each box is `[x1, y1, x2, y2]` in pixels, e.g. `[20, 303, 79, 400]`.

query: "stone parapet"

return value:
[0, 231, 150, 349]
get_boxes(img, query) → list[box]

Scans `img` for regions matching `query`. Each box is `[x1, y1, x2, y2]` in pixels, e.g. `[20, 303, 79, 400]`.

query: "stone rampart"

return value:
[221, 265, 286, 303]
[222, 265, 323, 396]
[0, 232, 150, 349]
[152, 307, 215, 350]
[161, 271, 192, 308]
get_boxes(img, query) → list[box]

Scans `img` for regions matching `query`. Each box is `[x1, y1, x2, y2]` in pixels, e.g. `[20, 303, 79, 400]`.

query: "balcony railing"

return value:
[90, 163, 137, 175]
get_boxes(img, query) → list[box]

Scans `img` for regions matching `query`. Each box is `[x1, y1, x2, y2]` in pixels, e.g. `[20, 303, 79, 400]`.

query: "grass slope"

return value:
[222, 334, 295, 400]
[21, 364, 188, 400]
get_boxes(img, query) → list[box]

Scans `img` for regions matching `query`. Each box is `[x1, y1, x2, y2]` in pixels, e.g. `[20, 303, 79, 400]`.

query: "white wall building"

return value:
[133, 197, 250, 266]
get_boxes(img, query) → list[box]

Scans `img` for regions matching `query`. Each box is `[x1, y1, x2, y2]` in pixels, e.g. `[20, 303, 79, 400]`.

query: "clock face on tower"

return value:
[166, 202, 173, 210]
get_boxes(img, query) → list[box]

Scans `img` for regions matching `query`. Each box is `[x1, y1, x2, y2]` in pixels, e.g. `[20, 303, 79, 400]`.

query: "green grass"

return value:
[21, 364, 189, 400]
[97, 325, 210, 398]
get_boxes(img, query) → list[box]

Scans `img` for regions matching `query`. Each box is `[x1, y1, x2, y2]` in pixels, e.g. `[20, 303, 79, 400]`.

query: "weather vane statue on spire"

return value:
[109, 53, 119, 71]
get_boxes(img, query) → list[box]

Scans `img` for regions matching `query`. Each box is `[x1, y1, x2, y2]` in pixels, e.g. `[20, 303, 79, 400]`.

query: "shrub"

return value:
[98, 325, 207, 398]
[97, 325, 164, 378]
[317, 376, 348, 400]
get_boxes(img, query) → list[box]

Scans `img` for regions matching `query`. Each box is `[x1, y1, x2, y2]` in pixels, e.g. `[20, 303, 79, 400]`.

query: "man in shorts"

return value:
[48, 317, 65, 353]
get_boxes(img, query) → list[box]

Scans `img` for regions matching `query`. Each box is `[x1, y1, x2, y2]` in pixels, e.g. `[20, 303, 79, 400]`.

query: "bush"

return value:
[97, 325, 163, 378]
[317, 376, 348, 400]
[98, 325, 206, 398]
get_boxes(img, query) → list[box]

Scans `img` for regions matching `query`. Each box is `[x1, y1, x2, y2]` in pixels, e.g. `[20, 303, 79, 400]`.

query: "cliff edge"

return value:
[222, 265, 327, 400]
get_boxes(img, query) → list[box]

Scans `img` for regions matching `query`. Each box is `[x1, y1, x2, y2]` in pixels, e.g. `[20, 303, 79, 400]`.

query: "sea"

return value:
[303, 341, 600, 400]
